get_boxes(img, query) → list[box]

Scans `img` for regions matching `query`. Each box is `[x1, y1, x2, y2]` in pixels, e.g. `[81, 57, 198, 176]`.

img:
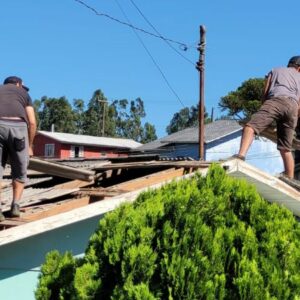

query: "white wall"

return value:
[206, 135, 283, 175]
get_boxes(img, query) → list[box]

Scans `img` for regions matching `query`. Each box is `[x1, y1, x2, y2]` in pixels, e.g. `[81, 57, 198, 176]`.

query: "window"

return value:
[70, 145, 84, 158]
[45, 144, 55, 157]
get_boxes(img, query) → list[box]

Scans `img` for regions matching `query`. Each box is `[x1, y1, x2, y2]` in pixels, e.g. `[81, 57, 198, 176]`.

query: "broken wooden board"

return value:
[93, 160, 212, 171]
[0, 179, 93, 213]
[28, 157, 95, 181]
[275, 174, 300, 191]
[76, 167, 193, 200]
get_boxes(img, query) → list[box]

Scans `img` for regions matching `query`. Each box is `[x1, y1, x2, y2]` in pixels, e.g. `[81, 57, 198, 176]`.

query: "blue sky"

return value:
[1, 0, 300, 137]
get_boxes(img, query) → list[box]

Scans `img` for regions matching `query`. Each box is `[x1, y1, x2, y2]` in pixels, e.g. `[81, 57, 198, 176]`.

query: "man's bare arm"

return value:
[25, 106, 37, 156]
[263, 74, 271, 102]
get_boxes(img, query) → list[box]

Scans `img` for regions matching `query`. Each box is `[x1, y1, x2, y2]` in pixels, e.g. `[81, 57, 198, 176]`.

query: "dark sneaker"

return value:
[278, 173, 300, 191]
[0, 210, 5, 222]
[10, 203, 20, 218]
[231, 154, 246, 161]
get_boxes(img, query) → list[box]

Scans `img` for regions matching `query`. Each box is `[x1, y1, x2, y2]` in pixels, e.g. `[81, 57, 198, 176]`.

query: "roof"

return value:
[37, 131, 142, 149]
[137, 119, 242, 151]
[1, 158, 300, 245]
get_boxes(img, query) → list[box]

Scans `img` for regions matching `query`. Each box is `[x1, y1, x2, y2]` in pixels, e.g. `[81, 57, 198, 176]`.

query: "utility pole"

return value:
[97, 99, 107, 136]
[196, 25, 206, 161]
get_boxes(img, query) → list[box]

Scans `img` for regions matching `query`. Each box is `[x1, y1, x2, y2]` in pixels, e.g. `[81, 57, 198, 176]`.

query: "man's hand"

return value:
[28, 146, 34, 157]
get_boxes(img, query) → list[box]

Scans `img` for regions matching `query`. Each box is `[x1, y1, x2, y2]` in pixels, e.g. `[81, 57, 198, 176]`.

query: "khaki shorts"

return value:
[246, 97, 298, 151]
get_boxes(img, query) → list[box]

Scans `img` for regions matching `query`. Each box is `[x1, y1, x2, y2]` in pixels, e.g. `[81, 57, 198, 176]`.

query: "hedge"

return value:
[35, 164, 300, 300]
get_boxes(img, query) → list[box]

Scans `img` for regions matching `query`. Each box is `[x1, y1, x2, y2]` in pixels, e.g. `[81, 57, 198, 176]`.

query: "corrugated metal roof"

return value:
[137, 120, 242, 151]
[38, 131, 142, 149]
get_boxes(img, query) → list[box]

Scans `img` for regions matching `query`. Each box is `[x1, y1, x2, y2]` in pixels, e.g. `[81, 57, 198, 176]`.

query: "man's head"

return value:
[288, 56, 300, 69]
[3, 76, 29, 92]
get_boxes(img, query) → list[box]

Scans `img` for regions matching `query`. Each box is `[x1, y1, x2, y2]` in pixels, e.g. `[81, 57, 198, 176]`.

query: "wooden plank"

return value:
[0, 219, 28, 230]
[0, 187, 81, 213]
[20, 196, 91, 222]
[106, 167, 187, 193]
[93, 160, 212, 171]
[28, 157, 95, 181]
[54, 179, 94, 189]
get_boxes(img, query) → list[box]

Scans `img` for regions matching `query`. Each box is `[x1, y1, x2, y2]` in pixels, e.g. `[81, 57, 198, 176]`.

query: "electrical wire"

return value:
[74, 0, 190, 51]
[113, 0, 186, 108]
[128, 0, 196, 66]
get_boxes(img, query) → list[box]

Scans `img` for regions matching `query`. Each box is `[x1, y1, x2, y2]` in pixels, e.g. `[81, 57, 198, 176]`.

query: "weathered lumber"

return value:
[28, 157, 95, 181]
[93, 160, 212, 171]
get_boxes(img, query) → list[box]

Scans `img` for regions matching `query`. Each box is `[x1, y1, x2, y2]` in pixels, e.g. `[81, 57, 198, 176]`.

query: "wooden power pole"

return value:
[196, 25, 206, 160]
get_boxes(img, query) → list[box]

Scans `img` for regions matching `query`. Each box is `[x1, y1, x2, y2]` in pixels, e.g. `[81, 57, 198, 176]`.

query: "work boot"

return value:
[0, 210, 5, 222]
[10, 203, 20, 218]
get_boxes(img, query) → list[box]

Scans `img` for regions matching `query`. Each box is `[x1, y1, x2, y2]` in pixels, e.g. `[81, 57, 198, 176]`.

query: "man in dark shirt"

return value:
[0, 76, 37, 221]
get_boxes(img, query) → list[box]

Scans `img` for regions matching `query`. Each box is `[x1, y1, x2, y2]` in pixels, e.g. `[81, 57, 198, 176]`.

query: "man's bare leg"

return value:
[238, 126, 255, 157]
[12, 180, 24, 202]
[280, 149, 294, 179]
[11, 180, 24, 217]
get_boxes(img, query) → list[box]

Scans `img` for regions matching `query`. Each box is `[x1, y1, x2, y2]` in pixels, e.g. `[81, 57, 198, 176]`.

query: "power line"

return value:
[74, 0, 190, 51]
[128, 0, 195, 66]
[113, 0, 186, 108]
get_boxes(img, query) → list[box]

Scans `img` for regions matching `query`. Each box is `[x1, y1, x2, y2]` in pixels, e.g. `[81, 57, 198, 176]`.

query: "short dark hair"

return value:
[3, 76, 29, 92]
[288, 56, 300, 68]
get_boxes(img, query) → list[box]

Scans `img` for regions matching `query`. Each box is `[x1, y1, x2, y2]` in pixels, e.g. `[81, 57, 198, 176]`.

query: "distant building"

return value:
[136, 119, 283, 175]
[34, 131, 142, 159]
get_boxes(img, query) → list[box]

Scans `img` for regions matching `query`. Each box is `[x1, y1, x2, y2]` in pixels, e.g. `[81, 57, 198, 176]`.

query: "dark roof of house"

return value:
[137, 120, 242, 151]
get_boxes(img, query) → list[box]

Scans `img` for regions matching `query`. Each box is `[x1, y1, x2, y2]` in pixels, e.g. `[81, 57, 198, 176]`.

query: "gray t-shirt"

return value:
[267, 67, 300, 103]
[0, 83, 33, 123]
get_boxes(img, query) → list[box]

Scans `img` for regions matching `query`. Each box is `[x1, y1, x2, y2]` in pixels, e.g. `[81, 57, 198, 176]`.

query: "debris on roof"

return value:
[1, 156, 300, 235]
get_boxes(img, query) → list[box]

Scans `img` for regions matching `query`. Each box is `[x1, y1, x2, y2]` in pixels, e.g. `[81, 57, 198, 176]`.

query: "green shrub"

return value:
[36, 164, 300, 299]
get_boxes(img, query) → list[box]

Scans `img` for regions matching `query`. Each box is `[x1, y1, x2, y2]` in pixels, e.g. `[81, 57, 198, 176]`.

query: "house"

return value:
[136, 119, 284, 175]
[1, 158, 300, 299]
[33, 131, 142, 159]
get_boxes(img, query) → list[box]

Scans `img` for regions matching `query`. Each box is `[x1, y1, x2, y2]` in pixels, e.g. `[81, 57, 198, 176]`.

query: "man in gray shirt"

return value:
[233, 56, 300, 179]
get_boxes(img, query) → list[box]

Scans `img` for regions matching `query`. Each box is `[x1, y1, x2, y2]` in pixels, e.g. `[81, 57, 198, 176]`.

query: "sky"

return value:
[1, 0, 300, 138]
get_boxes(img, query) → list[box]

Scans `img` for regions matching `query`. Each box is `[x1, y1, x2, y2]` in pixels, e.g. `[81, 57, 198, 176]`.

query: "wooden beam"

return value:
[93, 160, 212, 171]
[28, 157, 95, 181]
[107, 167, 188, 193]
[21, 196, 91, 222]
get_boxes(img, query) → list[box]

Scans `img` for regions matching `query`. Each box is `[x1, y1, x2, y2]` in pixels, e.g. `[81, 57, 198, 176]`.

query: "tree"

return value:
[219, 78, 265, 120]
[73, 99, 85, 134]
[36, 165, 300, 299]
[111, 98, 157, 143]
[33, 99, 41, 129]
[166, 105, 210, 135]
[35, 89, 157, 142]
[82, 89, 107, 136]
[37, 96, 77, 133]
[141, 122, 157, 144]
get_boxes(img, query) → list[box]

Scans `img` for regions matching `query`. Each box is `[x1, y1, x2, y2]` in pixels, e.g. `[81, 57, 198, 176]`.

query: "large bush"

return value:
[36, 165, 300, 299]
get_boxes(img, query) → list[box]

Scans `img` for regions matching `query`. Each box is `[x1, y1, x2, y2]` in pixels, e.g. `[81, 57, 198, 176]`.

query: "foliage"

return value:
[72, 99, 85, 134]
[166, 104, 211, 134]
[37, 96, 77, 133]
[219, 78, 265, 121]
[82, 89, 110, 136]
[35, 251, 77, 300]
[111, 98, 157, 143]
[36, 165, 300, 299]
[34, 90, 157, 142]
[141, 122, 157, 144]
